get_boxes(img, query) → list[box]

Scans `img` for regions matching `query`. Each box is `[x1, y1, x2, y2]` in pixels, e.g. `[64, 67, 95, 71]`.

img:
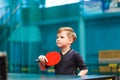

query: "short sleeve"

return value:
[74, 53, 87, 70]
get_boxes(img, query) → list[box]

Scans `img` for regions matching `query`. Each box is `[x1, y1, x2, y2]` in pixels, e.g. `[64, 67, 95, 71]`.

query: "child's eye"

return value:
[61, 36, 64, 38]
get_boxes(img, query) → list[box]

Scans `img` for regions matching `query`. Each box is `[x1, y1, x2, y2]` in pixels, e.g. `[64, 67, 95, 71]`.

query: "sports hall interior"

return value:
[0, 0, 120, 79]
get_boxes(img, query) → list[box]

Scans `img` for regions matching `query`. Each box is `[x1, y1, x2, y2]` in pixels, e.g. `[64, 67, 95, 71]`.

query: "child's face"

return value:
[56, 31, 73, 48]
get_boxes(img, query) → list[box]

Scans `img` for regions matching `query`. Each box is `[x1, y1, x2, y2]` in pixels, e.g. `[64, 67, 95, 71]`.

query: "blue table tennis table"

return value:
[8, 73, 116, 80]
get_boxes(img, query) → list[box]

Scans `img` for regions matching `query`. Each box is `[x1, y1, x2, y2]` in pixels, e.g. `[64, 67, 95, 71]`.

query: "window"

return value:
[45, 0, 80, 8]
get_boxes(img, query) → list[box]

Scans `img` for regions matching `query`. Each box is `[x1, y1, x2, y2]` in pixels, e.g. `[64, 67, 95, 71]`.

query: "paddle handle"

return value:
[35, 59, 40, 62]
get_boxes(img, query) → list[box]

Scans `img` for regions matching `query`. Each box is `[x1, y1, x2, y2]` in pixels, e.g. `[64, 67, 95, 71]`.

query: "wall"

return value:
[84, 13, 120, 74]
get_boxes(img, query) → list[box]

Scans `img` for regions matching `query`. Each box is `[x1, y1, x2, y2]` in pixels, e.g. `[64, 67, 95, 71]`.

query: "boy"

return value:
[38, 27, 88, 76]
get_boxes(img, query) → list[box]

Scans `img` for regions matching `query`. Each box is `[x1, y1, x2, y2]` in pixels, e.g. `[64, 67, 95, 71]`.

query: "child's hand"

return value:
[38, 55, 48, 63]
[38, 55, 48, 70]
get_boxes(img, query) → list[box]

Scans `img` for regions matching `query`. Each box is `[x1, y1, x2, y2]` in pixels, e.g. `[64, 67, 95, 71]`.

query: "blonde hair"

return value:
[57, 27, 77, 43]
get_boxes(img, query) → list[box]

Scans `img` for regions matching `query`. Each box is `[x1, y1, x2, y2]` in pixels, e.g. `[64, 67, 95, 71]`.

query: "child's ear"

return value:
[69, 38, 73, 44]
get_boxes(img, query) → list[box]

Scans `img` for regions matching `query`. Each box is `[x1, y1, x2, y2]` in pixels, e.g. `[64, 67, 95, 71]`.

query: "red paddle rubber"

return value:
[45, 51, 61, 66]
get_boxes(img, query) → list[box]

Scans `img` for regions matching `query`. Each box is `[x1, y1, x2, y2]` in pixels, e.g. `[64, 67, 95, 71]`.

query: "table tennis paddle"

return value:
[45, 51, 61, 66]
[36, 51, 61, 66]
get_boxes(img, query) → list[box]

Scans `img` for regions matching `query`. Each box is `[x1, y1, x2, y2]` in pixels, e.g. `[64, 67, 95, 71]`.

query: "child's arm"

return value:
[78, 69, 88, 76]
[38, 55, 48, 70]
